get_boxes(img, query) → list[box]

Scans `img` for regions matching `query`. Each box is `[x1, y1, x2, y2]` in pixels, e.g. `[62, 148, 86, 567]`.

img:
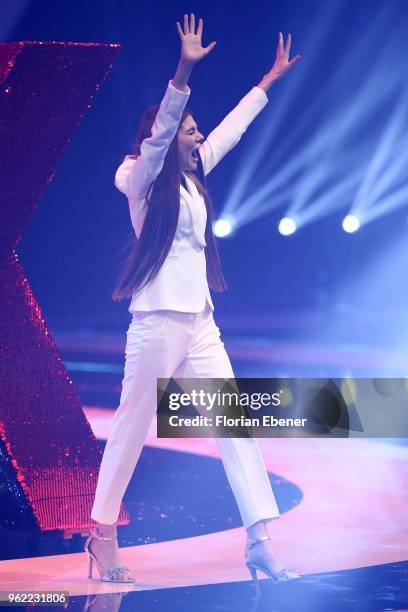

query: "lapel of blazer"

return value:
[180, 173, 207, 248]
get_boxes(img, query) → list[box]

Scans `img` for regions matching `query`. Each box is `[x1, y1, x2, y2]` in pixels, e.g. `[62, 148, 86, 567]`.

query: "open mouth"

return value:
[191, 149, 199, 163]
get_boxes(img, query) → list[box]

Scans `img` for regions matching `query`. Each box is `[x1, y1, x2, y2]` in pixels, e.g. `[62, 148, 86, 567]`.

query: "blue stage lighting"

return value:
[278, 217, 297, 236]
[213, 217, 234, 238]
[342, 214, 360, 233]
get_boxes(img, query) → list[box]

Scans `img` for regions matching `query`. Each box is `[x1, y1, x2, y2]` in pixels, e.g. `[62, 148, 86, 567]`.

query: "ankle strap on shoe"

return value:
[89, 528, 117, 541]
[247, 535, 271, 550]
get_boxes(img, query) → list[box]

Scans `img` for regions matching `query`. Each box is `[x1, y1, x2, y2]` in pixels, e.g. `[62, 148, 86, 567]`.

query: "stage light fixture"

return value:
[342, 214, 360, 233]
[213, 217, 234, 238]
[278, 217, 297, 236]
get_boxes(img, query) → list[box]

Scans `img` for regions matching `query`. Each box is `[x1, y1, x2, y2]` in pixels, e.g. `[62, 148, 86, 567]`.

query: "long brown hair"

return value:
[112, 105, 227, 301]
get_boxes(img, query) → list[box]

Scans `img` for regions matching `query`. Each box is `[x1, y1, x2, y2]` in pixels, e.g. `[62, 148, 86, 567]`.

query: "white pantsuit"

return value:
[91, 81, 281, 528]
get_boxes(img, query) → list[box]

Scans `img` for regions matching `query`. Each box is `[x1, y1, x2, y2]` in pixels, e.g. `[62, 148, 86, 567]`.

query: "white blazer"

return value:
[115, 81, 268, 314]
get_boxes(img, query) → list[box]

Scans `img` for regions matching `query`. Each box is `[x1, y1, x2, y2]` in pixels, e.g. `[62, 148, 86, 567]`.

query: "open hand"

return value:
[176, 13, 216, 64]
[257, 32, 301, 92]
[269, 32, 301, 80]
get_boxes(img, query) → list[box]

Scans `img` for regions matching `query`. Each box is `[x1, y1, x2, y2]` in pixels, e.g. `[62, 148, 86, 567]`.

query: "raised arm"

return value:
[115, 14, 216, 200]
[199, 32, 301, 176]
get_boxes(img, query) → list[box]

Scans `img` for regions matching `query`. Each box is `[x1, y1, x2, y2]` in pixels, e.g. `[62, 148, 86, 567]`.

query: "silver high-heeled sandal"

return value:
[84, 528, 135, 583]
[245, 535, 299, 591]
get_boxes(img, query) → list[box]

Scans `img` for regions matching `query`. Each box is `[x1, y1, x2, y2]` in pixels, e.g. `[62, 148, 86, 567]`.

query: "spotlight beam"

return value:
[352, 97, 408, 216]
[233, 188, 293, 227]
[288, 65, 404, 218]
[225, 66, 399, 227]
[362, 183, 408, 225]
[371, 147, 408, 207]
[220, 5, 407, 233]
[222, 0, 346, 216]
[299, 171, 361, 227]
[223, 3, 397, 221]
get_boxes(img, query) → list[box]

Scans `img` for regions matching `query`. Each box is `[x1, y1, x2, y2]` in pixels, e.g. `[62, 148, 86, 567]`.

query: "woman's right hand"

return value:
[176, 13, 217, 65]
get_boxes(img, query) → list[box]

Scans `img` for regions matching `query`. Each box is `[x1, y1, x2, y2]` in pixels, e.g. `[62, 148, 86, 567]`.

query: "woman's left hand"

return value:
[258, 32, 301, 91]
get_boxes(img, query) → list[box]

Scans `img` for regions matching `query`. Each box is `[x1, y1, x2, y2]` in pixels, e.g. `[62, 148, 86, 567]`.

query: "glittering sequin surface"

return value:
[0, 41, 129, 532]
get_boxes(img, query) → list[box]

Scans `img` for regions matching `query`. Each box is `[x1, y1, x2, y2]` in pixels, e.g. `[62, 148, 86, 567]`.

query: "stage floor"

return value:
[0, 329, 407, 611]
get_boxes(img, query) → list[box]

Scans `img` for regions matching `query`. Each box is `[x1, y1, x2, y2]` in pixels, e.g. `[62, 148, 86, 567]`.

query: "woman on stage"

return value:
[85, 13, 301, 586]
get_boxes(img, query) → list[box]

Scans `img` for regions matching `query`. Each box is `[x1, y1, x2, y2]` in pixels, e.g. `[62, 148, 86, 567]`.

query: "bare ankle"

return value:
[246, 519, 268, 542]
[96, 523, 117, 539]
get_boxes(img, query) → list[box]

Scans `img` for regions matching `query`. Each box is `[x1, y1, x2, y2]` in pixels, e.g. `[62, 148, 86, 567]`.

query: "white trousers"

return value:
[91, 306, 280, 528]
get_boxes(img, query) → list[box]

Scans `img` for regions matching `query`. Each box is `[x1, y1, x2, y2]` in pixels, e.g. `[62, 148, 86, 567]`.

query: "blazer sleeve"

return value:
[114, 81, 191, 199]
[199, 86, 268, 176]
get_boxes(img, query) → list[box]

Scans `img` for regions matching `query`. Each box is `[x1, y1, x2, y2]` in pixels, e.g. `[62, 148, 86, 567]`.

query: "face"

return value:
[177, 115, 204, 171]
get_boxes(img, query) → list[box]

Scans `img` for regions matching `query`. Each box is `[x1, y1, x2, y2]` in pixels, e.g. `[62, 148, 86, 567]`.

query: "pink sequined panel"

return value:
[0, 41, 129, 532]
